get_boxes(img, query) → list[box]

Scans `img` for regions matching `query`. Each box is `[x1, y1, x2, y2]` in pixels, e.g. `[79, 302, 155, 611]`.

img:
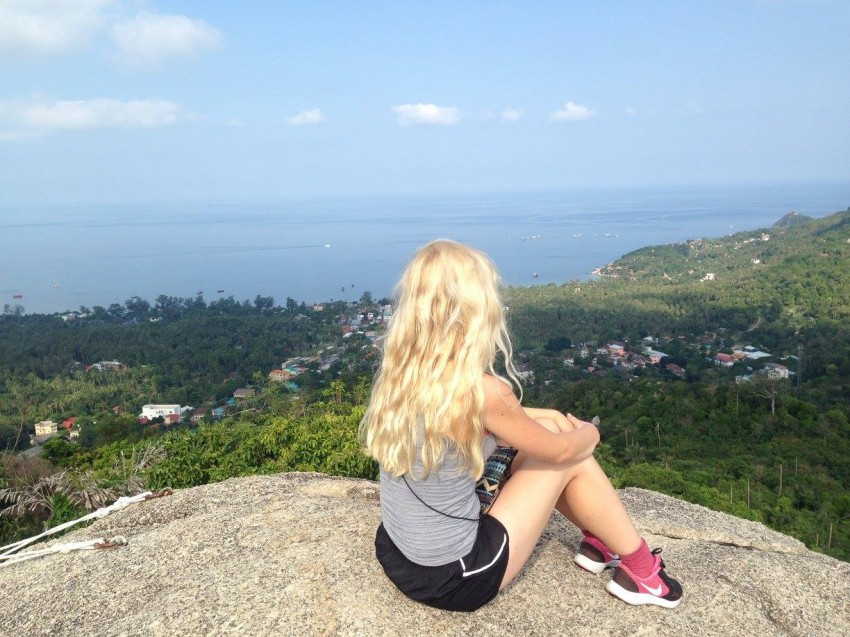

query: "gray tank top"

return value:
[380, 434, 497, 566]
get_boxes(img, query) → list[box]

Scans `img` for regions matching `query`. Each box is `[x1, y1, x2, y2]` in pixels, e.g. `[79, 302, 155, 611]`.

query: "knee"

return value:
[535, 417, 559, 433]
[569, 454, 607, 480]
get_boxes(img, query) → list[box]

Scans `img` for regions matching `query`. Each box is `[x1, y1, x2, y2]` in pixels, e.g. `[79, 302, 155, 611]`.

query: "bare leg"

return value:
[529, 417, 638, 548]
[490, 418, 641, 589]
[555, 456, 640, 556]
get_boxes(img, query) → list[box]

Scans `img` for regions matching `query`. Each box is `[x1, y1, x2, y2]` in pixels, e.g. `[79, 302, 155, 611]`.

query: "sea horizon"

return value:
[3, 181, 849, 316]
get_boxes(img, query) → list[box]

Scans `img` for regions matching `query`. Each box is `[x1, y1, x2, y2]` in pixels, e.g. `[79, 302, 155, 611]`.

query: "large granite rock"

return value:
[1, 473, 847, 636]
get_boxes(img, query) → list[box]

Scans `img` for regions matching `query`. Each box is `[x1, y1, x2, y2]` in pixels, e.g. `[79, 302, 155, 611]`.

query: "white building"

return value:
[34, 420, 58, 436]
[139, 404, 182, 419]
[516, 365, 535, 382]
[741, 346, 772, 360]
[644, 349, 669, 365]
[91, 359, 124, 371]
[764, 363, 790, 380]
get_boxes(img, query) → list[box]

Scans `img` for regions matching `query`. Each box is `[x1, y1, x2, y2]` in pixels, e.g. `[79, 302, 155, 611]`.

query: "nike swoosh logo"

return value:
[641, 582, 663, 596]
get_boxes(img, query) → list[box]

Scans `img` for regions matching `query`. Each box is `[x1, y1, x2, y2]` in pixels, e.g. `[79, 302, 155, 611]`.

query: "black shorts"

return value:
[374, 515, 510, 613]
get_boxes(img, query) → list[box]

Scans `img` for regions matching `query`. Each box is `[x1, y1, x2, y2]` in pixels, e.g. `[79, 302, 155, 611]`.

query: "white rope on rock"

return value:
[0, 536, 128, 568]
[0, 488, 172, 567]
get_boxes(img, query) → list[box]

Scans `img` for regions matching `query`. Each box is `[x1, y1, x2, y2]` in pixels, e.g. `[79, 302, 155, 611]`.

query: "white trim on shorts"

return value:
[459, 532, 507, 578]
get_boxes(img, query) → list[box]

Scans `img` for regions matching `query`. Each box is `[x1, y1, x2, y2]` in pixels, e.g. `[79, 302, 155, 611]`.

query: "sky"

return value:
[1, 0, 848, 206]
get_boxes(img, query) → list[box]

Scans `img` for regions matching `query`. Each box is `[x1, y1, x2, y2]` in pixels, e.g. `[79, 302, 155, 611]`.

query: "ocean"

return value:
[2, 182, 849, 315]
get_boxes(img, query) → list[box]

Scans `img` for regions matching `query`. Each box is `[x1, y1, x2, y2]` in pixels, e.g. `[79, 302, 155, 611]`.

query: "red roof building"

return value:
[715, 353, 736, 367]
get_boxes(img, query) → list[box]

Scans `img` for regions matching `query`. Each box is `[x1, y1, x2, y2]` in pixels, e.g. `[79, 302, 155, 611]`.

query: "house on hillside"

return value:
[644, 349, 669, 365]
[139, 405, 181, 420]
[90, 360, 125, 372]
[666, 363, 687, 379]
[741, 346, 771, 360]
[715, 353, 736, 367]
[191, 408, 208, 424]
[281, 358, 308, 376]
[764, 362, 790, 380]
[268, 369, 294, 382]
[30, 420, 62, 447]
[233, 388, 256, 399]
[605, 342, 628, 359]
[34, 420, 58, 436]
[515, 364, 535, 382]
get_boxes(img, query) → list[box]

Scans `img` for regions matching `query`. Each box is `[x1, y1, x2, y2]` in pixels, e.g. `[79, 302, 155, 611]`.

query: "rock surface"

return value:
[1, 473, 847, 636]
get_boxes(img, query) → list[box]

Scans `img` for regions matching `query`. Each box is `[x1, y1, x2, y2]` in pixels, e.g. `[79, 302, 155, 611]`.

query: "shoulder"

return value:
[482, 374, 520, 411]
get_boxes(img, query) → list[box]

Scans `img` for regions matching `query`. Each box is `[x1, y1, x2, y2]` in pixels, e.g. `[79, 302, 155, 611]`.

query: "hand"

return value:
[567, 414, 596, 429]
[567, 413, 601, 451]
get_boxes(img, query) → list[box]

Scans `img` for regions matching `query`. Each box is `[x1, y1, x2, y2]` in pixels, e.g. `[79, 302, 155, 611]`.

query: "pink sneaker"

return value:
[573, 537, 621, 574]
[605, 548, 683, 608]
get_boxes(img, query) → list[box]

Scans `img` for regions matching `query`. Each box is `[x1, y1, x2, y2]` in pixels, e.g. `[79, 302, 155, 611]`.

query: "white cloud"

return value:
[110, 13, 222, 65]
[393, 103, 461, 126]
[501, 108, 523, 122]
[0, 0, 110, 59]
[1, 99, 180, 137]
[286, 108, 326, 126]
[0, 3, 222, 65]
[626, 107, 638, 116]
[551, 101, 597, 122]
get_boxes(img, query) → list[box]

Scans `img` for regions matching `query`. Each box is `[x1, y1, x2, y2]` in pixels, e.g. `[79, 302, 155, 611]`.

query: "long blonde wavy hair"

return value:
[360, 239, 520, 479]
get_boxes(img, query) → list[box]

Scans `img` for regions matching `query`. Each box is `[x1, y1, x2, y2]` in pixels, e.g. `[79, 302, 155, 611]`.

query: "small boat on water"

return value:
[12, 294, 23, 299]
[216, 288, 225, 293]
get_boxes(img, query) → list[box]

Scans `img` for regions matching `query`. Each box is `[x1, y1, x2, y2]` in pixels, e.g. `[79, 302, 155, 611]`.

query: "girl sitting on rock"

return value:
[360, 239, 682, 612]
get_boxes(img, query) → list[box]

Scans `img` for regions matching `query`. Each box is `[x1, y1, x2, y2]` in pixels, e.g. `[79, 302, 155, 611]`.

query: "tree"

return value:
[750, 375, 787, 416]
[41, 438, 79, 466]
[254, 295, 275, 311]
[544, 336, 572, 352]
[124, 296, 151, 320]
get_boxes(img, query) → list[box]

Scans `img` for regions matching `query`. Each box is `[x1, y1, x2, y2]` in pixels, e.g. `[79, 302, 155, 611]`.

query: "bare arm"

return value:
[483, 375, 599, 464]
[523, 406, 575, 432]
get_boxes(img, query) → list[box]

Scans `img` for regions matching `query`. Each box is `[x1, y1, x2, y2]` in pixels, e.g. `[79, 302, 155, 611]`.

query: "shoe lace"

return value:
[651, 547, 666, 569]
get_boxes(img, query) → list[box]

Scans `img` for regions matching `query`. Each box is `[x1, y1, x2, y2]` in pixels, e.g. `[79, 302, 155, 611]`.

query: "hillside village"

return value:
[20, 301, 394, 456]
[556, 337, 792, 382]
[22, 295, 797, 458]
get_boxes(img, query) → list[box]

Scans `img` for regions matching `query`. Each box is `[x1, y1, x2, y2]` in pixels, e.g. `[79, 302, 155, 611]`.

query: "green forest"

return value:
[2, 209, 849, 561]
